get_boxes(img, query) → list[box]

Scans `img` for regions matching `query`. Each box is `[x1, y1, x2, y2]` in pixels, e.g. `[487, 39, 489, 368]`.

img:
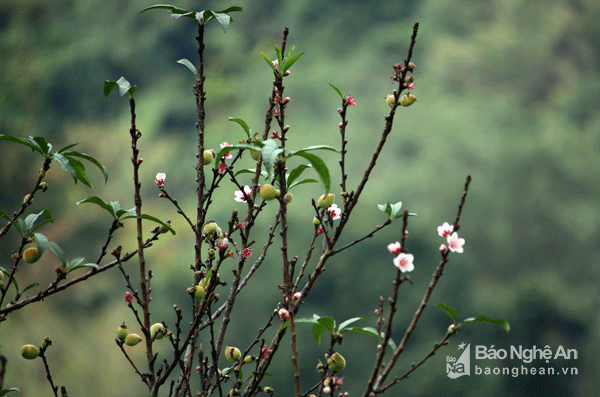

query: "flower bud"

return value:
[203, 149, 216, 165]
[407, 61, 417, 71]
[385, 94, 395, 107]
[116, 323, 128, 341]
[283, 192, 293, 203]
[327, 352, 346, 372]
[316, 360, 326, 373]
[225, 346, 241, 362]
[318, 193, 335, 209]
[21, 344, 40, 360]
[259, 184, 279, 201]
[400, 94, 417, 107]
[23, 247, 41, 264]
[263, 387, 274, 394]
[41, 336, 51, 350]
[124, 333, 143, 346]
[150, 323, 166, 340]
[23, 194, 32, 204]
[39, 182, 48, 192]
[447, 323, 459, 334]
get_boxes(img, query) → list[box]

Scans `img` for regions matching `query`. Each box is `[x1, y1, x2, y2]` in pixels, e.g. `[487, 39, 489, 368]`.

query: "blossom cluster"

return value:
[437, 222, 465, 253]
[387, 242, 414, 273]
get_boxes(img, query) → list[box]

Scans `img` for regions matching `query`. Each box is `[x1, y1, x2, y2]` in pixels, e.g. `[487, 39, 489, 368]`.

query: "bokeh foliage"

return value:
[1, 0, 599, 395]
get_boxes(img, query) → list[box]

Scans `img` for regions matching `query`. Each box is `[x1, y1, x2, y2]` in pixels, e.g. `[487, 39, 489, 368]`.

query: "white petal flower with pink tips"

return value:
[220, 142, 233, 159]
[437, 222, 453, 237]
[446, 232, 465, 253]
[387, 242, 402, 255]
[234, 186, 252, 202]
[393, 253, 414, 273]
[327, 204, 341, 220]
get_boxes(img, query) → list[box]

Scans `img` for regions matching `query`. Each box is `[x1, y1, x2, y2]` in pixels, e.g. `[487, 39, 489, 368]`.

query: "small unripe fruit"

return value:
[316, 360, 326, 373]
[250, 138, 262, 161]
[318, 193, 335, 209]
[23, 247, 41, 263]
[39, 182, 48, 192]
[204, 222, 218, 233]
[23, 194, 32, 204]
[0, 280, 4, 290]
[283, 192, 293, 203]
[203, 149, 215, 165]
[194, 285, 206, 300]
[259, 184, 279, 201]
[327, 352, 346, 372]
[150, 323, 166, 340]
[312, 217, 320, 225]
[263, 387, 274, 394]
[21, 344, 40, 360]
[225, 346, 241, 362]
[0, 270, 4, 281]
[116, 323, 128, 341]
[244, 355, 254, 364]
[400, 93, 417, 107]
[41, 336, 51, 350]
[124, 333, 143, 346]
[208, 248, 216, 259]
[385, 94, 395, 107]
[407, 61, 417, 71]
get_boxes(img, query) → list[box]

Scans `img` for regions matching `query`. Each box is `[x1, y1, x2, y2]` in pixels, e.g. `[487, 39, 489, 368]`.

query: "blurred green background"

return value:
[1, 0, 599, 396]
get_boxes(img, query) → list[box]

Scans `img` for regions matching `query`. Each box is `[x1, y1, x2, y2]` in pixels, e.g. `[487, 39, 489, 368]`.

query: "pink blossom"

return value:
[271, 130, 280, 139]
[261, 346, 272, 359]
[219, 162, 227, 173]
[125, 292, 133, 303]
[234, 186, 252, 202]
[278, 308, 290, 321]
[220, 142, 233, 159]
[327, 204, 341, 220]
[446, 232, 465, 253]
[273, 59, 279, 70]
[242, 247, 252, 259]
[439, 244, 447, 252]
[292, 292, 302, 300]
[155, 173, 166, 186]
[216, 238, 229, 249]
[437, 222, 453, 237]
[387, 241, 402, 255]
[317, 225, 325, 234]
[393, 253, 414, 273]
[345, 94, 358, 106]
[406, 82, 415, 90]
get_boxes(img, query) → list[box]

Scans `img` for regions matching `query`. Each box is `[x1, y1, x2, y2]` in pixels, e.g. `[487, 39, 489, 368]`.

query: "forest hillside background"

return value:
[1, 0, 599, 396]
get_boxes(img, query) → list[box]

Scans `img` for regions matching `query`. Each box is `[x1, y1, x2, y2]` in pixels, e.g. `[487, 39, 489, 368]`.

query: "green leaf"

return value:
[0, 134, 44, 154]
[140, 4, 189, 14]
[288, 151, 331, 193]
[76, 196, 116, 217]
[329, 84, 344, 99]
[312, 323, 328, 346]
[69, 257, 99, 272]
[228, 117, 251, 138]
[205, 11, 231, 32]
[287, 164, 311, 187]
[436, 302, 457, 323]
[377, 201, 403, 220]
[57, 143, 79, 153]
[234, 168, 268, 178]
[104, 77, 137, 99]
[288, 178, 317, 189]
[24, 210, 53, 233]
[462, 315, 510, 333]
[47, 241, 66, 264]
[0, 210, 11, 222]
[0, 387, 21, 396]
[259, 50, 276, 72]
[34, 233, 50, 256]
[317, 316, 335, 332]
[23, 282, 40, 293]
[64, 155, 92, 187]
[177, 58, 198, 78]
[282, 52, 304, 73]
[261, 139, 283, 179]
[337, 317, 363, 332]
[62, 151, 108, 184]
[32, 137, 52, 155]
[358, 327, 397, 350]
[120, 213, 176, 235]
